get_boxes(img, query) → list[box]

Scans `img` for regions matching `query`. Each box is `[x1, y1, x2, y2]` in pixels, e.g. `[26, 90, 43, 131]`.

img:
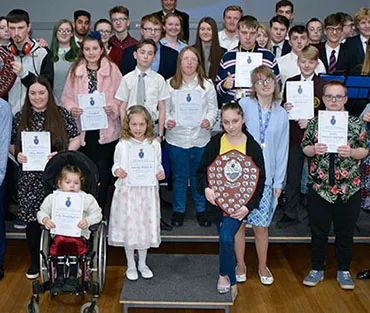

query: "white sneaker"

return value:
[126, 267, 138, 281]
[138, 265, 154, 279]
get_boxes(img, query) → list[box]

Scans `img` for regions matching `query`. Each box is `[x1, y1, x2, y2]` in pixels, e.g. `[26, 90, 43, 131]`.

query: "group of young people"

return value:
[0, 0, 370, 303]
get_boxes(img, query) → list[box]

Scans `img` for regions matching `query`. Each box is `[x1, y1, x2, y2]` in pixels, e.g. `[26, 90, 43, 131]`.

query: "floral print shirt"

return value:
[302, 114, 368, 203]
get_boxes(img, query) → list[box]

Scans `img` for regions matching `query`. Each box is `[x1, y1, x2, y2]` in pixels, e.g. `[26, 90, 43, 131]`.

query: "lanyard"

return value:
[257, 103, 272, 149]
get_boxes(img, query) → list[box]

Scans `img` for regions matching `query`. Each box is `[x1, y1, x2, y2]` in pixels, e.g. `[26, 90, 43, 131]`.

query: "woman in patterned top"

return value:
[62, 31, 122, 210]
[10, 75, 80, 279]
[301, 80, 368, 290]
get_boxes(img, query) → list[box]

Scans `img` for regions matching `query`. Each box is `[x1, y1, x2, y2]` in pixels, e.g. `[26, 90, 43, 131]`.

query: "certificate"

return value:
[79, 92, 108, 131]
[127, 144, 156, 186]
[318, 110, 348, 153]
[175, 90, 202, 127]
[21, 131, 51, 171]
[286, 81, 314, 120]
[235, 52, 263, 87]
[50, 191, 84, 237]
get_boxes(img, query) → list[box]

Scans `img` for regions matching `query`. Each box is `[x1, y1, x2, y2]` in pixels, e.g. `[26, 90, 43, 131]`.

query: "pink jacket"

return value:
[61, 57, 122, 146]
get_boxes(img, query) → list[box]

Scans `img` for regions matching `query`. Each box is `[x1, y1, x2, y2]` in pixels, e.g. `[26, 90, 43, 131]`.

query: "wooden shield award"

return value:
[0, 47, 16, 98]
[207, 150, 260, 215]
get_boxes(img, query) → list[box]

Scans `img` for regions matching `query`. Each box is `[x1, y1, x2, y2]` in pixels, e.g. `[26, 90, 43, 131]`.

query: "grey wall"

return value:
[2, 0, 370, 44]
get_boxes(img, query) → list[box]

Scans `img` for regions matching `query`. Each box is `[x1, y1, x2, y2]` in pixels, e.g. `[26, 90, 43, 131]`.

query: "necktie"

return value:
[137, 72, 146, 106]
[328, 50, 337, 74]
[273, 45, 279, 56]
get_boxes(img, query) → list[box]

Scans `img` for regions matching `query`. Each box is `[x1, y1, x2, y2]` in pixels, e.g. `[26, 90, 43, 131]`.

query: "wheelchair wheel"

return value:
[80, 302, 99, 313]
[27, 300, 40, 313]
[39, 229, 50, 283]
[92, 221, 107, 292]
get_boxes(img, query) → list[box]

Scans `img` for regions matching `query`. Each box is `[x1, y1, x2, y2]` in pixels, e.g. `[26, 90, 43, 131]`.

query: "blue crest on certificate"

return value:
[127, 144, 156, 186]
[286, 81, 314, 120]
[175, 90, 202, 127]
[51, 191, 84, 237]
[235, 52, 263, 88]
[318, 110, 348, 153]
[21, 131, 51, 171]
[78, 92, 108, 131]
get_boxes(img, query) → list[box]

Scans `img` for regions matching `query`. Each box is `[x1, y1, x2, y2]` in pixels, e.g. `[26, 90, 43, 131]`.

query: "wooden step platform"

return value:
[120, 254, 232, 313]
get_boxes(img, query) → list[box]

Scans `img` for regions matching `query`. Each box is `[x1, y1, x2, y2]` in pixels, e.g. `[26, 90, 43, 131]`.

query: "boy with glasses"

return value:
[108, 6, 138, 67]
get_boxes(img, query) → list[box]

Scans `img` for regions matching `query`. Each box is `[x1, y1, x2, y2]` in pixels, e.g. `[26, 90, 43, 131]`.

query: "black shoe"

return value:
[62, 277, 80, 293]
[160, 218, 173, 231]
[171, 212, 185, 227]
[197, 212, 212, 227]
[357, 270, 370, 280]
[276, 214, 299, 229]
[26, 266, 40, 280]
[51, 278, 64, 294]
[0, 264, 4, 280]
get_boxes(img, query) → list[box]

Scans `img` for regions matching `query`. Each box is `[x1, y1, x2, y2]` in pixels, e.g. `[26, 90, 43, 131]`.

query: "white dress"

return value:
[108, 138, 163, 249]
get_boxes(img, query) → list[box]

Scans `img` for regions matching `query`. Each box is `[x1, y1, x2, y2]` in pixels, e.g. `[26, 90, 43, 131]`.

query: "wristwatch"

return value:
[157, 133, 165, 141]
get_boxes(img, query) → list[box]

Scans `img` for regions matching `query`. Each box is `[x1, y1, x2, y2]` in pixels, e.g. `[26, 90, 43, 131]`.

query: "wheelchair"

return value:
[27, 151, 107, 313]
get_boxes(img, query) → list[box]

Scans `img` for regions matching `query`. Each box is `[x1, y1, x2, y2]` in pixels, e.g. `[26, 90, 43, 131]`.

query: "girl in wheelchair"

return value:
[37, 165, 102, 294]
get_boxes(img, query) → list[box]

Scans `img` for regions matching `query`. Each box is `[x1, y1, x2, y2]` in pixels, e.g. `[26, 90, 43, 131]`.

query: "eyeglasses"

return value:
[182, 57, 198, 63]
[142, 27, 162, 33]
[111, 17, 128, 23]
[255, 77, 274, 85]
[58, 29, 72, 35]
[97, 29, 112, 35]
[326, 27, 343, 33]
[323, 95, 346, 102]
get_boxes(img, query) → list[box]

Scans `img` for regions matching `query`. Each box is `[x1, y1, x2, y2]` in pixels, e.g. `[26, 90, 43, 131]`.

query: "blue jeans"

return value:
[165, 143, 205, 214]
[219, 216, 242, 286]
[0, 179, 6, 265]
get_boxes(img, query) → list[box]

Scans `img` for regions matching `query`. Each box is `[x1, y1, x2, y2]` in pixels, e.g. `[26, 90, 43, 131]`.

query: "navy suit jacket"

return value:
[344, 35, 365, 73]
[120, 43, 178, 80]
[318, 43, 352, 74]
[152, 9, 189, 43]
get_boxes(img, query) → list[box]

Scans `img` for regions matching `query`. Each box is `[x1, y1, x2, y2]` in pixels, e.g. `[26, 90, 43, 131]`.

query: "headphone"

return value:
[9, 41, 32, 57]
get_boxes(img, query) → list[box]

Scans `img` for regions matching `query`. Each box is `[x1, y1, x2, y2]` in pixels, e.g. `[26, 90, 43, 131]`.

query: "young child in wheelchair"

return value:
[37, 165, 102, 294]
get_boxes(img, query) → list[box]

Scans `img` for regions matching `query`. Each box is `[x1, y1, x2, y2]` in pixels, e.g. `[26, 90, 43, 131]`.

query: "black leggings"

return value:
[26, 221, 42, 268]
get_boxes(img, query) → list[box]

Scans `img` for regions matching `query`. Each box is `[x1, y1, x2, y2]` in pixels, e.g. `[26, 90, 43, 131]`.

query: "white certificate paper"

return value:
[51, 191, 84, 237]
[79, 92, 108, 131]
[127, 144, 156, 186]
[175, 90, 202, 127]
[235, 52, 263, 87]
[318, 110, 348, 153]
[21, 131, 51, 171]
[286, 81, 314, 120]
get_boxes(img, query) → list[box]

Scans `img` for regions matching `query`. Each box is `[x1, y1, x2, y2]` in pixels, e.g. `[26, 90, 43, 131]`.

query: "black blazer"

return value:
[152, 9, 189, 43]
[281, 40, 292, 56]
[318, 43, 352, 74]
[120, 43, 178, 80]
[344, 35, 365, 73]
[196, 131, 266, 223]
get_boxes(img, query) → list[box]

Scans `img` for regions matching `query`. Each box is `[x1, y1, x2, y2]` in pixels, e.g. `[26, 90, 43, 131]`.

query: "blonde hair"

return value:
[354, 8, 370, 25]
[121, 105, 155, 141]
[299, 45, 319, 61]
[250, 65, 280, 101]
[257, 23, 272, 50]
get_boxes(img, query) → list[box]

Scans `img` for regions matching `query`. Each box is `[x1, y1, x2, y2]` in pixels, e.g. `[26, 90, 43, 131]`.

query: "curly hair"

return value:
[121, 105, 155, 141]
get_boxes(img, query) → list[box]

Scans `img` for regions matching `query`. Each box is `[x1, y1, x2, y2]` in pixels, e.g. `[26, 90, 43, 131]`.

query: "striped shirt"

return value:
[215, 43, 280, 104]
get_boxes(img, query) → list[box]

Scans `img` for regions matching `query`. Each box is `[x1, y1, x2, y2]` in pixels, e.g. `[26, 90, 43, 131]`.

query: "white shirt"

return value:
[360, 34, 368, 54]
[272, 40, 284, 58]
[165, 76, 218, 148]
[300, 73, 315, 81]
[325, 43, 340, 65]
[277, 51, 327, 88]
[115, 67, 170, 121]
[218, 29, 239, 51]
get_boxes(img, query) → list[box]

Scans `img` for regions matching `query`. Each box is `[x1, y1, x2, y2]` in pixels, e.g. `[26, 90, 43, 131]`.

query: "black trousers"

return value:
[284, 145, 304, 220]
[308, 191, 361, 271]
[26, 221, 42, 269]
